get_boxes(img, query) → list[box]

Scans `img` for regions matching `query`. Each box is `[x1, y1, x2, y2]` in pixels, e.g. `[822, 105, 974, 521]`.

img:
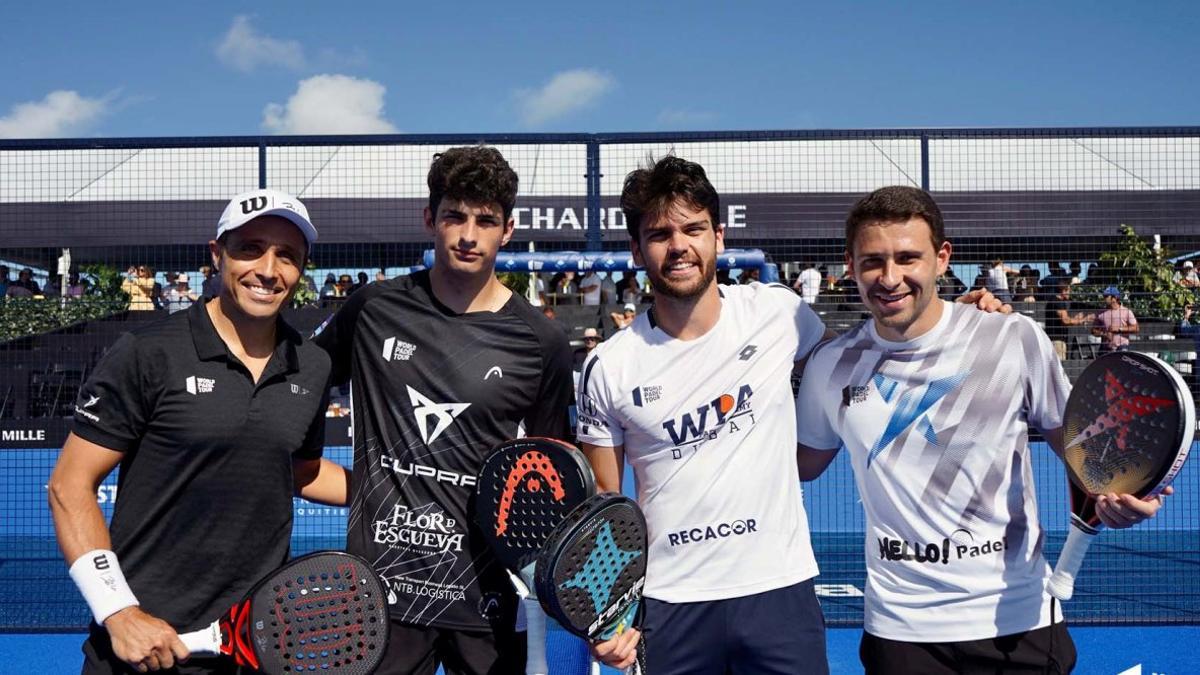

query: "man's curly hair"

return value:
[427, 146, 519, 221]
[620, 155, 720, 240]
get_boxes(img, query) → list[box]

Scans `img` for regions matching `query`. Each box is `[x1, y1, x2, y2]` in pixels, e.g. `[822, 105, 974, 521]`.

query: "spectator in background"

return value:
[985, 258, 1015, 303]
[610, 302, 637, 330]
[199, 264, 221, 299]
[820, 265, 836, 291]
[66, 272, 87, 298]
[616, 271, 638, 302]
[553, 270, 579, 304]
[937, 269, 967, 298]
[739, 267, 760, 285]
[163, 273, 198, 314]
[579, 268, 601, 305]
[375, 268, 387, 283]
[1069, 261, 1084, 285]
[600, 271, 618, 305]
[529, 272, 548, 307]
[794, 262, 822, 304]
[1093, 285, 1138, 354]
[349, 271, 368, 295]
[150, 269, 165, 310]
[321, 273, 338, 297]
[1045, 279, 1089, 360]
[1179, 303, 1199, 348]
[13, 267, 42, 295]
[1013, 265, 1039, 303]
[573, 327, 602, 371]
[121, 265, 156, 310]
[1176, 260, 1198, 288]
[335, 274, 354, 297]
[0, 265, 9, 296]
[44, 274, 62, 298]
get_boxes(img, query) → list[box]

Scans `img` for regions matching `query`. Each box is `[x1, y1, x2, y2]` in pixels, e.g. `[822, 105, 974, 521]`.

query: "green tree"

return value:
[1081, 224, 1196, 320]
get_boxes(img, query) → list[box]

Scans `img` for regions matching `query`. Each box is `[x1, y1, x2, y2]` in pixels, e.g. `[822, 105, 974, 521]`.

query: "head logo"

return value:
[494, 450, 566, 536]
[406, 385, 469, 445]
[662, 384, 754, 447]
[485, 366, 503, 380]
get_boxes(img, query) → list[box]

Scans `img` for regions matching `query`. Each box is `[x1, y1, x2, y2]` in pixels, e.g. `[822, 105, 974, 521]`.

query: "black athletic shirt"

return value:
[71, 300, 331, 631]
[313, 270, 574, 631]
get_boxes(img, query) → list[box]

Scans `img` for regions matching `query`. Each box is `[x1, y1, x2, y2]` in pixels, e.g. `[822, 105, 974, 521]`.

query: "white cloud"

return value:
[516, 69, 615, 126]
[0, 90, 110, 139]
[216, 15, 305, 72]
[263, 74, 397, 134]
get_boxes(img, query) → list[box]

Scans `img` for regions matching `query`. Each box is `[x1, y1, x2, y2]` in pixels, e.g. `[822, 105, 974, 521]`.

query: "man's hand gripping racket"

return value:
[177, 551, 388, 674]
[1048, 352, 1194, 601]
[472, 438, 597, 675]
[536, 493, 649, 675]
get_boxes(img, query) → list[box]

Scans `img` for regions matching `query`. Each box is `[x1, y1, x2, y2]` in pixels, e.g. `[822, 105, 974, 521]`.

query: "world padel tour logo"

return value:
[495, 450, 565, 536]
[661, 384, 755, 459]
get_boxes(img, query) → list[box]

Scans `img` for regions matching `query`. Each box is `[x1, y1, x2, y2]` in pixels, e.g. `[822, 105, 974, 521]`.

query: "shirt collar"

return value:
[189, 299, 301, 374]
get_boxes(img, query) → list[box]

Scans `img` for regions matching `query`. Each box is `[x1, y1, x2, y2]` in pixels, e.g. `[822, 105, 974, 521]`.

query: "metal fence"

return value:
[1, 128, 1198, 630]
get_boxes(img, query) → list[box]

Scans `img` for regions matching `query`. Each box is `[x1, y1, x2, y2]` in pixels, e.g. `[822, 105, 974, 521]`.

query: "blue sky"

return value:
[0, 1, 1197, 138]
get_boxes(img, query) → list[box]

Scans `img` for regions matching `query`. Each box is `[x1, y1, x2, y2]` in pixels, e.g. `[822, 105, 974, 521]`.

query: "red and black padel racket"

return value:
[1048, 352, 1195, 601]
[178, 551, 388, 674]
[472, 437, 596, 675]
[535, 493, 648, 674]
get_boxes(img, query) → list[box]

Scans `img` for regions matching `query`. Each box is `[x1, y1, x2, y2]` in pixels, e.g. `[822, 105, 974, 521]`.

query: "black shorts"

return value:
[375, 619, 526, 675]
[81, 623, 246, 675]
[859, 622, 1077, 675]
[641, 578, 828, 675]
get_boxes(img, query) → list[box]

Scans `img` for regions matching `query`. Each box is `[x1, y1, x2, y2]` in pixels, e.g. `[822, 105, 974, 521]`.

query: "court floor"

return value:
[3, 627, 1196, 673]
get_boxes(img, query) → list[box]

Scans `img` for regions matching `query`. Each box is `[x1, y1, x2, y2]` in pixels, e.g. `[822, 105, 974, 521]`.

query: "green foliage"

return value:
[0, 264, 130, 343]
[292, 274, 319, 308]
[1087, 224, 1197, 320]
[497, 272, 531, 297]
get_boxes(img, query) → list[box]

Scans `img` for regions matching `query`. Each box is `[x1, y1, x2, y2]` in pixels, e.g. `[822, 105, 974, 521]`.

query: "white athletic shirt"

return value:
[798, 268, 822, 304]
[796, 301, 1070, 642]
[577, 283, 826, 602]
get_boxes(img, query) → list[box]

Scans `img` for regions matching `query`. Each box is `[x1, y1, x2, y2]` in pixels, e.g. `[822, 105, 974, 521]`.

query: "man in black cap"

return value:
[49, 189, 349, 674]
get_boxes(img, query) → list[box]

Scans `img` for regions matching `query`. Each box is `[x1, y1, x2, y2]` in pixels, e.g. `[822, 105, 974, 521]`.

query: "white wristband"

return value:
[69, 549, 139, 625]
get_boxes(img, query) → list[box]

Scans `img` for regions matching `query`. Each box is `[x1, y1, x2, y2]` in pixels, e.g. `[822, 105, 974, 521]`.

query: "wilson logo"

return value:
[240, 196, 268, 214]
[662, 384, 754, 446]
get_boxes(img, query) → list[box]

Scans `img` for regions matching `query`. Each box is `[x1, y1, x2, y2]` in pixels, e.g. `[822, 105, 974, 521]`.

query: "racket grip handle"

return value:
[525, 596, 549, 675]
[1048, 524, 1096, 601]
[178, 620, 221, 655]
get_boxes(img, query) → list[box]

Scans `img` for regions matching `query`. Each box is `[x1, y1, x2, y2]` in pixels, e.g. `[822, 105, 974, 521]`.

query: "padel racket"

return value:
[472, 438, 597, 675]
[178, 551, 388, 674]
[1048, 352, 1195, 601]
[536, 493, 648, 675]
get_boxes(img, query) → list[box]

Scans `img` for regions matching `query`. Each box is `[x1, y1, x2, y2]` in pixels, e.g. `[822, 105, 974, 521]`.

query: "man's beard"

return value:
[652, 255, 717, 301]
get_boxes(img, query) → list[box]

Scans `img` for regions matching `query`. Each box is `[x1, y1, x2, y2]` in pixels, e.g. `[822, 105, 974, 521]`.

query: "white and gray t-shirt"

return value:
[796, 301, 1071, 642]
[578, 283, 826, 602]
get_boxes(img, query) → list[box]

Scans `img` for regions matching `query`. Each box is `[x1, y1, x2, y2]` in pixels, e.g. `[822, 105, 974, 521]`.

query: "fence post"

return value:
[920, 133, 930, 192]
[585, 140, 602, 252]
[258, 141, 268, 189]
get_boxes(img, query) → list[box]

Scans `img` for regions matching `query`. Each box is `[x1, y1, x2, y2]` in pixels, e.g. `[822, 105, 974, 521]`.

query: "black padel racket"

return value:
[1048, 352, 1195, 601]
[536, 493, 648, 674]
[179, 551, 388, 674]
[472, 438, 597, 675]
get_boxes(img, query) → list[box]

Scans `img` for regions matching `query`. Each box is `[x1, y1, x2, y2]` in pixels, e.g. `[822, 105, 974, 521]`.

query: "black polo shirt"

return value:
[314, 270, 574, 631]
[72, 299, 331, 631]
